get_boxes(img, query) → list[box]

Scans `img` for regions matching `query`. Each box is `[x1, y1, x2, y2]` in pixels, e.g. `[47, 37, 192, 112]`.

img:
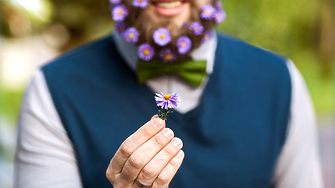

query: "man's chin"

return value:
[121, 0, 215, 61]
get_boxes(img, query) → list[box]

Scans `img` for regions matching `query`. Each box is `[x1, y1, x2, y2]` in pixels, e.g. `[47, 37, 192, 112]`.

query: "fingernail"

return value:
[153, 118, 163, 129]
[151, 115, 158, 120]
[177, 150, 184, 158]
[162, 128, 173, 138]
[171, 138, 182, 147]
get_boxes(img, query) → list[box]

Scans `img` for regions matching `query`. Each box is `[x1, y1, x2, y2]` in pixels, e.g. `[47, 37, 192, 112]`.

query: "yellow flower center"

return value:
[205, 11, 209, 15]
[143, 49, 150, 55]
[165, 54, 173, 60]
[160, 34, 165, 39]
[164, 94, 172, 100]
[129, 33, 134, 39]
[181, 42, 186, 47]
[119, 10, 123, 15]
[138, 0, 142, 2]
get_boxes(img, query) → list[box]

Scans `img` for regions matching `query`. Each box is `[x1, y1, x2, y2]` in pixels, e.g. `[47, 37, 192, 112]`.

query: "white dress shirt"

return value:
[14, 33, 324, 188]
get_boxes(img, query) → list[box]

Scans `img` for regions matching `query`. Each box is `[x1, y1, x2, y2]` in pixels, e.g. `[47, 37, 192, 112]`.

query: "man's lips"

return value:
[152, 0, 189, 17]
[151, 0, 188, 4]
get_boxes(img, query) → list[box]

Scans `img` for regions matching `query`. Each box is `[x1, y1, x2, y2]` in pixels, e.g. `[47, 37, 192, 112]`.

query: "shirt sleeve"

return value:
[14, 70, 82, 188]
[272, 60, 324, 188]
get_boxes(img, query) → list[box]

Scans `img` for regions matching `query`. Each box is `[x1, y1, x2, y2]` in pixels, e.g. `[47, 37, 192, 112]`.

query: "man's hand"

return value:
[106, 115, 184, 188]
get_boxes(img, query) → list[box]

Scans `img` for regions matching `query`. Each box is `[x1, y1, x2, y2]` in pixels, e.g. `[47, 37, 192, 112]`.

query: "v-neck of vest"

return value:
[141, 32, 222, 129]
[167, 66, 217, 128]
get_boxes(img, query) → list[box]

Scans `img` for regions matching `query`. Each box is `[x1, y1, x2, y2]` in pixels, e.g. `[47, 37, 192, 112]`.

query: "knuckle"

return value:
[119, 143, 133, 157]
[106, 169, 115, 183]
[141, 126, 151, 138]
[105, 169, 111, 179]
[156, 174, 169, 186]
[169, 158, 180, 168]
[163, 146, 175, 156]
[153, 136, 165, 147]
[141, 165, 156, 179]
[128, 154, 144, 169]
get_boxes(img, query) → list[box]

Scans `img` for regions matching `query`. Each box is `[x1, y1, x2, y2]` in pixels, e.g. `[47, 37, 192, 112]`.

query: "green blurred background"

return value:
[0, 0, 334, 187]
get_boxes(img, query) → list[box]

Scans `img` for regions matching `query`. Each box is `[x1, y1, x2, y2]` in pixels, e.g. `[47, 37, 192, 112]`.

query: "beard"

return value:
[121, 0, 217, 62]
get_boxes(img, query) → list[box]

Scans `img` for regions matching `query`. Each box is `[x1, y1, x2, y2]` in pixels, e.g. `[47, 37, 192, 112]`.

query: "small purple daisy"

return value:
[182, 22, 189, 28]
[153, 28, 171, 46]
[216, 0, 222, 10]
[160, 49, 177, 63]
[177, 36, 192, 54]
[201, 31, 212, 43]
[123, 27, 139, 43]
[114, 22, 126, 34]
[112, 4, 128, 22]
[215, 10, 226, 24]
[190, 22, 204, 35]
[109, 0, 121, 4]
[133, 0, 148, 8]
[155, 91, 180, 110]
[138, 43, 154, 61]
[200, 4, 216, 20]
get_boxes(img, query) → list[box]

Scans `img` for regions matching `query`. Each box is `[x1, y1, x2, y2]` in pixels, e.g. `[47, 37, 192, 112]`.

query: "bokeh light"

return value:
[9, 0, 52, 22]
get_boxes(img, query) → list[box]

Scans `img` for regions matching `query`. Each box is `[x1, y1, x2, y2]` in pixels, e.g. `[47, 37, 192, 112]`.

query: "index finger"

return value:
[109, 115, 165, 174]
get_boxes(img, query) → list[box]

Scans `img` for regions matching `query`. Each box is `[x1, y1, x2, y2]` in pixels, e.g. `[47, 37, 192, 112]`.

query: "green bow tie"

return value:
[136, 59, 207, 87]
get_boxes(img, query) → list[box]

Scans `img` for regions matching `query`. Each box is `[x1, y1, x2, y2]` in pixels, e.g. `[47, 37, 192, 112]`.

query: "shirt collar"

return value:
[113, 30, 217, 74]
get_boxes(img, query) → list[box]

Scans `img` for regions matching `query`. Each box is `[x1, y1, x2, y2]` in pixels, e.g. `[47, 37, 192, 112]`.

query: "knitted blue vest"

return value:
[42, 33, 291, 188]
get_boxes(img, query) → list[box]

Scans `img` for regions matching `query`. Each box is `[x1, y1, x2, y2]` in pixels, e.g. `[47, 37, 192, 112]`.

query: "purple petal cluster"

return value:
[160, 49, 177, 63]
[112, 4, 128, 21]
[190, 22, 204, 35]
[123, 27, 139, 43]
[138, 43, 154, 61]
[155, 91, 180, 110]
[110, 0, 121, 4]
[200, 4, 216, 20]
[201, 31, 212, 43]
[177, 36, 192, 54]
[133, 0, 148, 8]
[215, 10, 226, 24]
[153, 28, 171, 46]
[114, 22, 126, 34]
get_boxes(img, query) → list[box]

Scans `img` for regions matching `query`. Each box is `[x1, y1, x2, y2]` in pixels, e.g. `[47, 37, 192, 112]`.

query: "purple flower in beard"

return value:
[112, 4, 128, 21]
[114, 22, 126, 34]
[155, 91, 180, 110]
[123, 27, 139, 43]
[200, 4, 216, 20]
[177, 36, 192, 54]
[201, 31, 212, 43]
[215, 10, 226, 24]
[153, 28, 171, 46]
[133, 0, 148, 8]
[160, 49, 177, 62]
[138, 43, 154, 61]
[110, 0, 121, 4]
[190, 22, 204, 35]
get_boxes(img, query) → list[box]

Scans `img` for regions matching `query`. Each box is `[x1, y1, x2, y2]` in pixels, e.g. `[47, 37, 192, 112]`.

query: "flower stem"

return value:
[158, 109, 174, 120]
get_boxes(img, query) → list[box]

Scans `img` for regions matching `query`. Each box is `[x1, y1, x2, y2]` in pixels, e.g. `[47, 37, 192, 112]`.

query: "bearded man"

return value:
[15, 0, 323, 187]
